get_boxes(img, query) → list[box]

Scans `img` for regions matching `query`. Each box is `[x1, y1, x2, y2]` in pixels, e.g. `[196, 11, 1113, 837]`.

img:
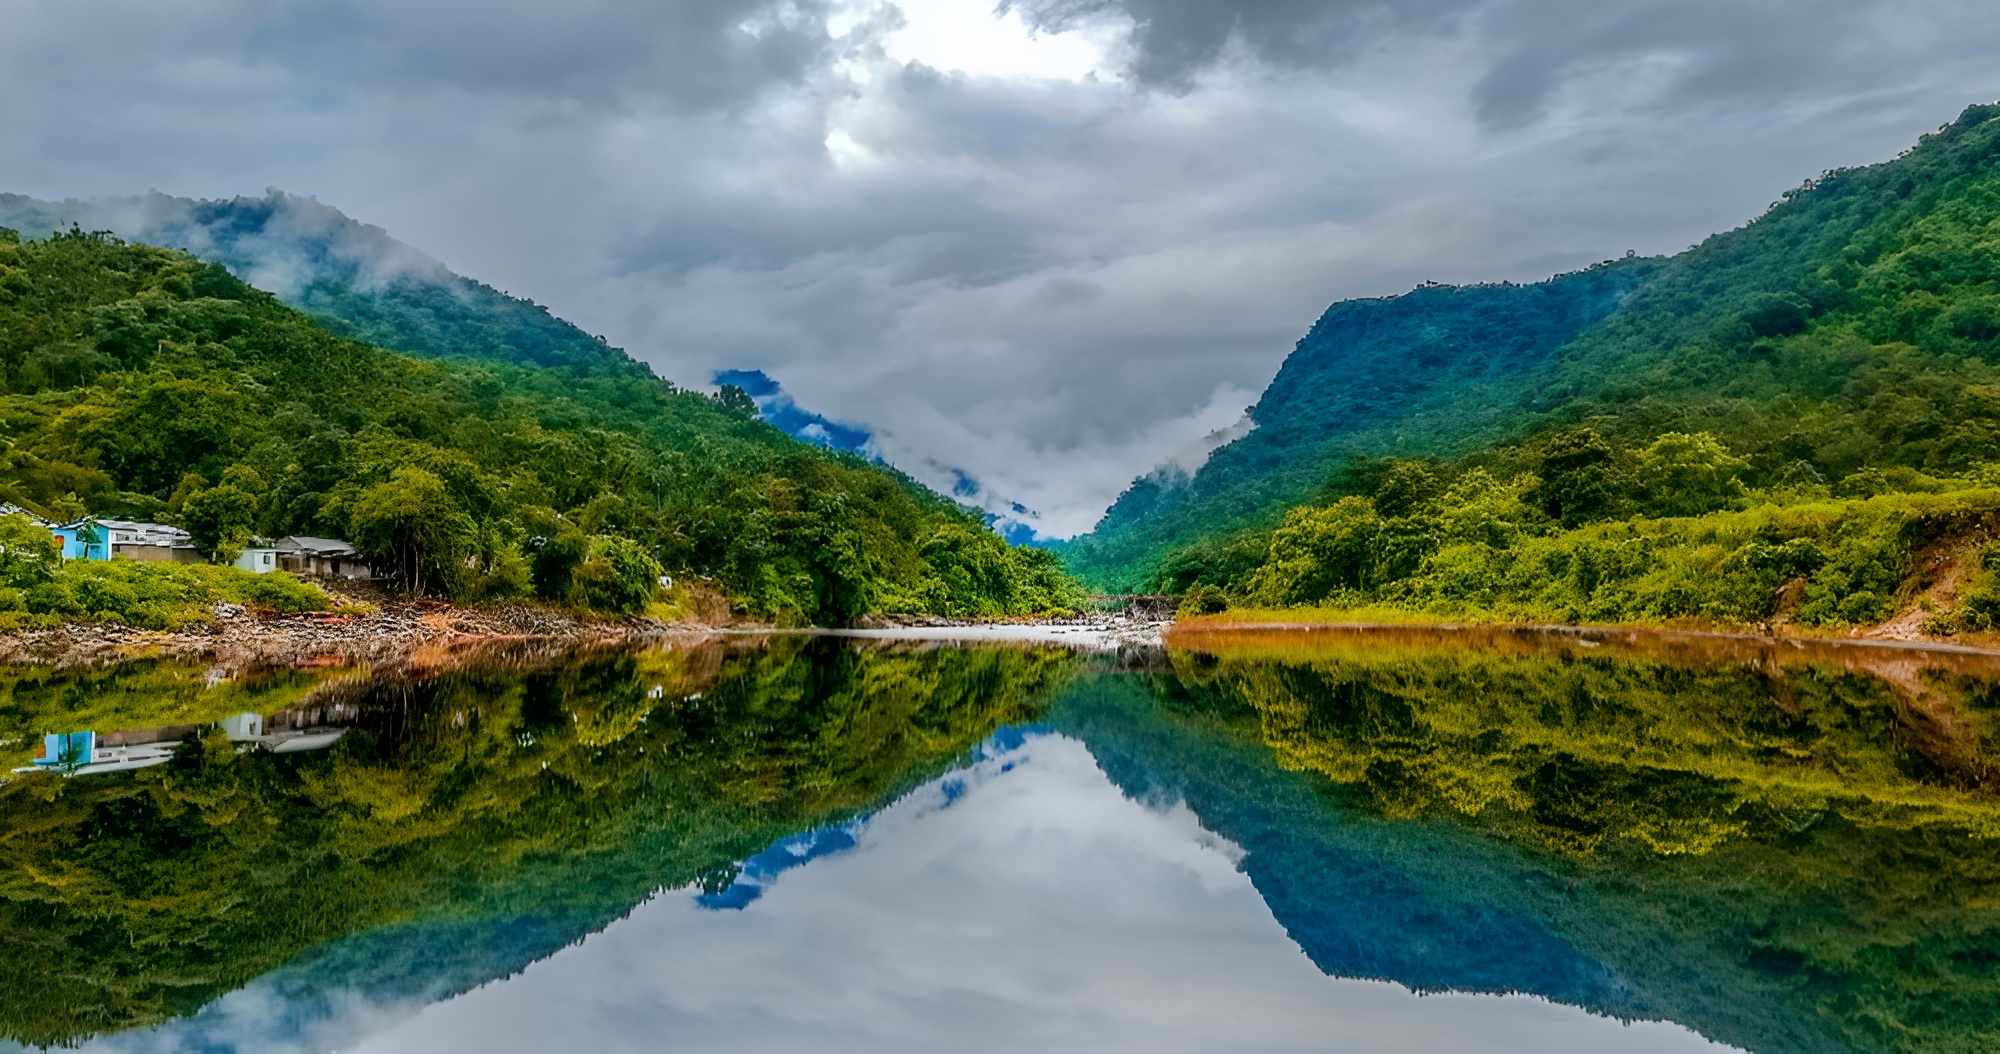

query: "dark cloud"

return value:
[259, 0, 841, 109]
[3, 0, 1998, 535]
[1010, 0, 1932, 126]
[1005, 0, 1466, 89]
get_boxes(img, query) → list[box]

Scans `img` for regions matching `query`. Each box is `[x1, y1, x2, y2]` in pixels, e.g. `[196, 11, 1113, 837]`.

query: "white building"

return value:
[232, 545, 283, 574]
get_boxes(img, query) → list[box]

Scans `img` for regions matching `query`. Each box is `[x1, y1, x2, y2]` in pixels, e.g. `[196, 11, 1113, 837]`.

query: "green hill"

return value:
[1067, 102, 2000, 625]
[0, 228, 1078, 625]
[0, 190, 645, 378]
[1061, 258, 1658, 590]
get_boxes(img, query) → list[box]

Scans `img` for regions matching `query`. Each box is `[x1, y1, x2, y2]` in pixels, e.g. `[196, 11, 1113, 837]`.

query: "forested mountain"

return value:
[1061, 259, 1657, 589]
[0, 229, 1078, 624]
[1069, 102, 2000, 625]
[0, 190, 635, 376]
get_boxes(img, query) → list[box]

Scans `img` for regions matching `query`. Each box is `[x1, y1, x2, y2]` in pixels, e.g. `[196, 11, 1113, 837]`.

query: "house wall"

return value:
[326, 557, 372, 580]
[113, 544, 203, 564]
[232, 549, 280, 574]
[53, 529, 109, 561]
[277, 554, 374, 579]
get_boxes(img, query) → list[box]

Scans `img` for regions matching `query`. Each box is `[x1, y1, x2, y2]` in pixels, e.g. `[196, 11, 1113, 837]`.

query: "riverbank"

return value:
[0, 584, 1174, 670]
[0, 589, 685, 670]
[1175, 596, 2000, 651]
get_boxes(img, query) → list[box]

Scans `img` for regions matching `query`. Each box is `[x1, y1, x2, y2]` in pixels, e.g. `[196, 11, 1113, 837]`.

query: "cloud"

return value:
[1005, 0, 1468, 89]
[1005, 0, 1981, 126]
[3, 0, 1998, 535]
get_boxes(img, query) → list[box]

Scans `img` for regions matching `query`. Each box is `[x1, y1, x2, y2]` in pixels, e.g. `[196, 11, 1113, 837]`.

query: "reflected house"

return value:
[52, 518, 203, 563]
[26, 730, 180, 775]
[13, 712, 349, 777]
[273, 536, 373, 579]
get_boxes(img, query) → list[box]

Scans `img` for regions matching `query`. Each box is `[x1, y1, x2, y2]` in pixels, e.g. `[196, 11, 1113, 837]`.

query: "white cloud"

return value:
[876, 0, 1127, 81]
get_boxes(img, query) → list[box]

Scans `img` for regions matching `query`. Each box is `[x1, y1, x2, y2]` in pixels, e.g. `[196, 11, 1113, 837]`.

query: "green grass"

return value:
[0, 559, 329, 630]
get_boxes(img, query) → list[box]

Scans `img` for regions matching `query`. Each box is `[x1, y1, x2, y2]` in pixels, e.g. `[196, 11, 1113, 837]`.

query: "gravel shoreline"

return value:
[0, 596, 683, 671]
[0, 590, 1177, 670]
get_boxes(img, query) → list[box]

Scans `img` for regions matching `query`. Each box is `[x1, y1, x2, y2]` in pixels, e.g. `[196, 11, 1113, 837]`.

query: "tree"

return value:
[346, 467, 476, 595]
[711, 384, 758, 419]
[0, 513, 59, 587]
[1635, 432, 1748, 517]
[181, 484, 258, 561]
[1371, 460, 1445, 519]
[1533, 428, 1617, 525]
[572, 535, 663, 613]
[1251, 497, 1382, 605]
[523, 506, 589, 603]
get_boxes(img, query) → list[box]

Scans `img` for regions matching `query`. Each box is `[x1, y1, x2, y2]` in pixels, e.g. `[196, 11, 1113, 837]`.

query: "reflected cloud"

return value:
[286, 734, 1721, 1054]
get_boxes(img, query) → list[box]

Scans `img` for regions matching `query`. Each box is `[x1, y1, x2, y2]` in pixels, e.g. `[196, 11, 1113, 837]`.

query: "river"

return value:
[1, 626, 1994, 1052]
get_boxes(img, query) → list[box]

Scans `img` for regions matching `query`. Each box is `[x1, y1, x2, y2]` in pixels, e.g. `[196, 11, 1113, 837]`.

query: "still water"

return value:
[2, 627, 1997, 1053]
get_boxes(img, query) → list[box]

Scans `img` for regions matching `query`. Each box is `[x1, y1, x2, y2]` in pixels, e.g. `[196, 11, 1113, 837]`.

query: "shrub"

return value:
[21, 560, 328, 629]
[573, 536, 663, 614]
[1177, 584, 1229, 617]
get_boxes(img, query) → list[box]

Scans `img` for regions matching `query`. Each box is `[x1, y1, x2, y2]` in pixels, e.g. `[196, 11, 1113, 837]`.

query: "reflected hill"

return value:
[0, 638, 1083, 1049]
[1055, 626, 2000, 1053]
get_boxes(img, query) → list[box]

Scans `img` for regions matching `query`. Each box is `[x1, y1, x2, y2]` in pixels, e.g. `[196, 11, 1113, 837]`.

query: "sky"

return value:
[76, 732, 1732, 1053]
[2, 0, 1999, 536]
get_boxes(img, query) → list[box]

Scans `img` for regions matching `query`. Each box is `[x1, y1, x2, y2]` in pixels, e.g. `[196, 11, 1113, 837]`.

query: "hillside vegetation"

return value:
[1097, 102, 2000, 636]
[1063, 258, 1657, 589]
[0, 228, 1079, 625]
[0, 190, 639, 377]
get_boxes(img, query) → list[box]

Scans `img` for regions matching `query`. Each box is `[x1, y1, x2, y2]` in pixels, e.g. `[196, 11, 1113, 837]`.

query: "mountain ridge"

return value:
[1061, 257, 1659, 590]
[1063, 101, 2000, 596]
[0, 189, 643, 377]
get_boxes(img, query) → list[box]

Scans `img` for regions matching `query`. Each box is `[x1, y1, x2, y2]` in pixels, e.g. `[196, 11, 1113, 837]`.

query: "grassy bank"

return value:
[0, 559, 330, 631]
[1172, 488, 2000, 641]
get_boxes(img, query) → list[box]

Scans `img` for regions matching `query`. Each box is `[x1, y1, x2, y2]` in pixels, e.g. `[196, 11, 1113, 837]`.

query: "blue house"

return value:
[51, 520, 109, 561]
[31, 731, 95, 770]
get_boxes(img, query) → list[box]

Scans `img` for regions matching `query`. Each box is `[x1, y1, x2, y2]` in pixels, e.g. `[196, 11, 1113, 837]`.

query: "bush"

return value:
[20, 560, 328, 629]
[572, 536, 663, 614]
[1177, 584, 1229, 617]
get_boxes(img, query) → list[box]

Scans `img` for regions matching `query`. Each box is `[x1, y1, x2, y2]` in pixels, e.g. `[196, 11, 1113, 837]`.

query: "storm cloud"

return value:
[2, 0, 1998, 534]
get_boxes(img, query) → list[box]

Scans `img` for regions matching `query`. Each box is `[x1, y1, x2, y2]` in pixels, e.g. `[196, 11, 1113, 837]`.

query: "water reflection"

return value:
[0, 638, 1076, 1049]
[0, 628, 1996, 1052]
[1140, 626, 2000, 1054]
[335, 732, 1718, 1054]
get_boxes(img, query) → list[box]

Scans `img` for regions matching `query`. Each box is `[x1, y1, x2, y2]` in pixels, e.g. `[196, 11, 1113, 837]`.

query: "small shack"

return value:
[273, 536, 373, 579]
[232, 545, 283, 574]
